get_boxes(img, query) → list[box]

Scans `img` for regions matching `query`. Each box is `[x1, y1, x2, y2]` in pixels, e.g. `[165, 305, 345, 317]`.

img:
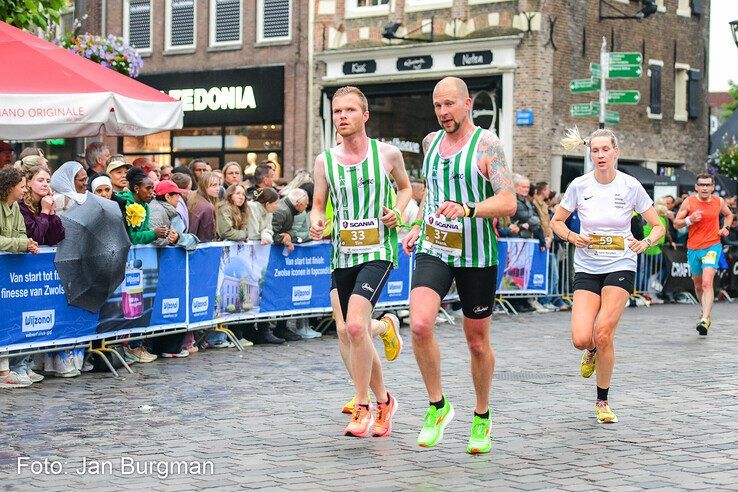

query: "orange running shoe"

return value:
[344, 404, 374, 437]
[372, 392, 398, 437]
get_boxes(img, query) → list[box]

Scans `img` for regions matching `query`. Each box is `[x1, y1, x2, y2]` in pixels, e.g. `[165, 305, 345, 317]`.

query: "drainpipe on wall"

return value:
[101, 0, 107, 36]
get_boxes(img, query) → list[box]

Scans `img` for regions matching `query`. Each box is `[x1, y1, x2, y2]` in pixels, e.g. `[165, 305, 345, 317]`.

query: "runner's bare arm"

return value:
[310, 153, 328, 240]
[474, 131, 517, 218]
[672, 199, 691, 229]
[720, 198, 733, 235]
[386, 144, 412, 218]
[422, 132, 437, 155]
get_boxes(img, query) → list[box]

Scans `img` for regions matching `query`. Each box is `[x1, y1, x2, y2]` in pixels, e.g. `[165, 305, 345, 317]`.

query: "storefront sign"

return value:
[138, 66, 284, 126]
[516, 109, 533, 126]
[470, 90, 498, 131]
[342, 60, 377, 75]
[397, 55, 433, 72]
[453, 50, 493, 67]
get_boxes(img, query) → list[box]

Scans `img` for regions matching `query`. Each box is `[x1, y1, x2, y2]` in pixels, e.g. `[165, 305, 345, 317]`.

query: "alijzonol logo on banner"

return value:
[292, 286, 312, 305]
[161, 298, 180, 318]
[22, 309, 55, 336]
[191, 296, 209, 314]
[387, 281, 403, 297]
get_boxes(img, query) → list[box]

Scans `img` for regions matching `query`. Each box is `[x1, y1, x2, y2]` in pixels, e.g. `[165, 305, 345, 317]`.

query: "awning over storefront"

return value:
[619, 163, 657, 187]
[673, 167, 697, 189]
[715, 174, 738, 198]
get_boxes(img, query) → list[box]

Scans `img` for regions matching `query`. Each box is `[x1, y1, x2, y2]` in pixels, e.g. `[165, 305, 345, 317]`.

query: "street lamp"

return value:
[599, 0, 658, 20]
[381, 18, 434, 43]
[730, 20, 738, 49]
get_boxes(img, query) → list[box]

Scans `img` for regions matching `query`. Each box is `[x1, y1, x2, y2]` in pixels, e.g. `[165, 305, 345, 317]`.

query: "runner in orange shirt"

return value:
[673, 174, 733, 335]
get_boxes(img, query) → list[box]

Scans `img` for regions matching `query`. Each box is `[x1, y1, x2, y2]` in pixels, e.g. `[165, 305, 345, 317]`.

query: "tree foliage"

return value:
[0, 0, 67, 30]
[722, 80, 738, 120]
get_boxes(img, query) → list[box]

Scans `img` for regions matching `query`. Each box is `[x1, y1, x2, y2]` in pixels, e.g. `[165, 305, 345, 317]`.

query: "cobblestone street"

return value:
[1, 303, 737, 490]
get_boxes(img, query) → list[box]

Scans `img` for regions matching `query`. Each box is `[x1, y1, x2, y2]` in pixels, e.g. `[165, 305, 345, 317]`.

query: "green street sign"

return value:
[608, 52, 642, 66]
[569, 77, 599, 93]
[590, 63, 601, 78]
[607, 64, 642, 79]
[607, 90, 640, 104]
[570, 102, 599, 117]
[45, 138, 66, 146]
[605, 110, 620, 125]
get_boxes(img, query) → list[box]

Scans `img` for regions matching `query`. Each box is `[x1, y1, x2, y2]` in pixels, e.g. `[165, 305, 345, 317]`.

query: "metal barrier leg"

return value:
[216, 325, 243, 351]
[719, 289, 734, 303]
[88, 347, 121, 377]
[496, 296, 518, 315]
[437, 307, 456, 325]
[103, 344, 135, 374]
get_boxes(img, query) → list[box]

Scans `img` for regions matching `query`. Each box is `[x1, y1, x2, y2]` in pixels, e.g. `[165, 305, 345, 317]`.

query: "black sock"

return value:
[358, 403, 370, 411]
[589, 347, 597, 354]
[597, 386, 609, 402]
[377, 392, 390, 405]
[430, 396, 445, 410]
[474, 410, 490, 419]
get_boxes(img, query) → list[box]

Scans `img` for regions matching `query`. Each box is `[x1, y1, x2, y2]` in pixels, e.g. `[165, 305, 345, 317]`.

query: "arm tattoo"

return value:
[477, 132, 515, 195]
[422, 133, 435, 156]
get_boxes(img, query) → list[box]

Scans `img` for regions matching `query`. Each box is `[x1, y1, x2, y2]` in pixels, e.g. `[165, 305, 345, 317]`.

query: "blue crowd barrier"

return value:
[1, 238, 548, 353]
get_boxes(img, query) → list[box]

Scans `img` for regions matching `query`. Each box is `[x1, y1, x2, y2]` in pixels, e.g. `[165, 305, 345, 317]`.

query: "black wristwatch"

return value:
[464, 202, 476, 218]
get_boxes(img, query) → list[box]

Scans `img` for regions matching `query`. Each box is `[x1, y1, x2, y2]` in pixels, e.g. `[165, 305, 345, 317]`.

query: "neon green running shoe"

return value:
[416, 398, 454, 448]
[580, 349, 596, 378]
[595, 400, 618, 424]
[466, 414, 492, 454]
[696, 318, 711, 336]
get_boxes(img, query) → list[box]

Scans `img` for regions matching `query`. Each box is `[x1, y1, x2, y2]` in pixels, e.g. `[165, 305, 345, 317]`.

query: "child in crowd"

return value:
[187, 171, 220, 242]
[91, 175, 113, 200]
[216, 184, 249, 241]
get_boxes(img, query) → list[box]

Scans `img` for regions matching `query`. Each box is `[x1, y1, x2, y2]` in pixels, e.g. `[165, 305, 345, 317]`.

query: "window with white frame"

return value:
[345, 0, 390, 18]
[166, 0, 196, 50]
[647, 60, 663, 119]
[124, 0, 152, 53]
[654, 0, 665, 12]
[210, 0, 242, 47]
[674, 63, 690, 121]
[405, 0, 452, 12]
[257, 0, 291, 43]
[677, 0, 690, 17]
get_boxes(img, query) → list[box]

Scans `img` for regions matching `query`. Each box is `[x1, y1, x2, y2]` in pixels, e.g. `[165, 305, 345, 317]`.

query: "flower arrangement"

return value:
[706, 137, 738, 180]
[125, 203, 147, 228]
[53, 33, 143, 78]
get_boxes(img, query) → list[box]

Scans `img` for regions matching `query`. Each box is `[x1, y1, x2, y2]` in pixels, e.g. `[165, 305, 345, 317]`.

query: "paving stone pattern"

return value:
[1, 303, 737, 490]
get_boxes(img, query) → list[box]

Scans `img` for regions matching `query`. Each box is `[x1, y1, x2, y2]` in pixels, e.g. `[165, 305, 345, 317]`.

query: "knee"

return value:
[467, 337, 491, 358]
[572, 336, 591, 351]
[700, 279, 713, 292]
[410, 315, 435, 341]
[345, 320, 366, 341]
[594, 327, 614, 349]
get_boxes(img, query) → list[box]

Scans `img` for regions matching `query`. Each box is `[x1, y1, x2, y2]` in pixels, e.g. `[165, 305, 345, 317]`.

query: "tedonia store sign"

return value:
[138, 66, 284, 126]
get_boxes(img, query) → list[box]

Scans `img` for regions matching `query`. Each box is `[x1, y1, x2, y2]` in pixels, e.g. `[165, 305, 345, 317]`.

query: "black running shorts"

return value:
[411, 253, 498, 319]
[573, 270, 635, 296]
[331, 260, 393, 320]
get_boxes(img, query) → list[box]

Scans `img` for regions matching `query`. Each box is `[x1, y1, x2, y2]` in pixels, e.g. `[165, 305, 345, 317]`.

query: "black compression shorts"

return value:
[573, 270, 635, 295]
[331, 260, 393, 320]
[411, 253, 498, 319]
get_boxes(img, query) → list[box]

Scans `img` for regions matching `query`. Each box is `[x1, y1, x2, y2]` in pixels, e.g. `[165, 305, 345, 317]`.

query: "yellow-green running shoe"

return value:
[580, 349, 596, 378]
[595, 400, 618, 424]
[696, 318, 711, 336]
[466, 414, 492, 454]
[379, 313, 403, 361]
[417, 398, 455, 448]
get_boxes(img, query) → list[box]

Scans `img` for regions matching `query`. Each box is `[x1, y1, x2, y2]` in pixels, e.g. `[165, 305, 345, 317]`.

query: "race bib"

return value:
[422, 216, 463, 256]
[339, 218, 381, 254]
[702, 250, 718, 265]
[585, 234, 625, 258]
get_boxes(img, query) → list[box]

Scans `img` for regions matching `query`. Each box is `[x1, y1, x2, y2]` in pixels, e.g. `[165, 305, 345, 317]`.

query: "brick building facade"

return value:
[98, 0, 310, 177]
[312, 0, 710, 195]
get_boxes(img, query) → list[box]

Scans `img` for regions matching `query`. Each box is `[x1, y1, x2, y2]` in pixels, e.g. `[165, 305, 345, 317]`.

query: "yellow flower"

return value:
[126, 203, 146, 228]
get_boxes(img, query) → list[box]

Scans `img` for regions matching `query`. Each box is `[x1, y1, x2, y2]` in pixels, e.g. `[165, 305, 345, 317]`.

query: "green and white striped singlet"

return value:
[324, 139, 397, 271]
[417, 127, 498, 268]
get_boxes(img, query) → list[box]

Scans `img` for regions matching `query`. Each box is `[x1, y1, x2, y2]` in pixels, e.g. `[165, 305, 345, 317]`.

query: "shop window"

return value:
[691, 0, 703, 16]
[687, 69, 701, 119]
[225, 125, 282, 151]
[647, 60, 662, 119]
[257, 0, 291, 43]
[123, 131, 172, 154]
[210, 0, 242, 47]
[124, 0, 152, 53]
[165, 0, 196, 50]
[173, 127, 223, 152]
[674, 63, 689, 122]
[345, 0, 390, 18]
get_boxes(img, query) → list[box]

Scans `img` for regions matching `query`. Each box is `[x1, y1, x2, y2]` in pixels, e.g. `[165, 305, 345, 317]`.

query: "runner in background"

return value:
[673, 174, 733, 335]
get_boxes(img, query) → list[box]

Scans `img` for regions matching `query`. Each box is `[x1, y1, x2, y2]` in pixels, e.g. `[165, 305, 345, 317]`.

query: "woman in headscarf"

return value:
[51, 161, 89, 214]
